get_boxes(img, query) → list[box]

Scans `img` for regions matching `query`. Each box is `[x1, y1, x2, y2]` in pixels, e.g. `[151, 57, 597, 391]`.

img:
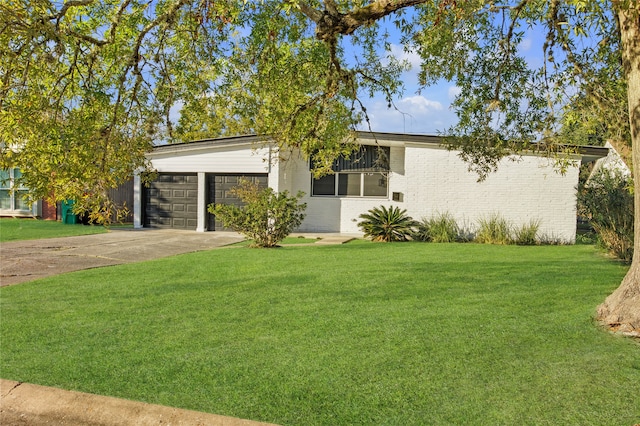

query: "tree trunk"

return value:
[596, 5, 640, 334]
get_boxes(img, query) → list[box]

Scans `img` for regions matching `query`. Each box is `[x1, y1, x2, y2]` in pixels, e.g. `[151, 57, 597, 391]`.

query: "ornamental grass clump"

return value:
[513, 219, 541, 245]
[475, 213, 512, 245]
[358, 205, 417, 242]
[413, 212, 460, 243]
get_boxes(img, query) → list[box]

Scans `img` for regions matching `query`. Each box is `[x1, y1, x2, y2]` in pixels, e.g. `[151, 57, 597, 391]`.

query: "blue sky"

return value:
[357, 42, 460, 135]
[358, 23, 547, 135]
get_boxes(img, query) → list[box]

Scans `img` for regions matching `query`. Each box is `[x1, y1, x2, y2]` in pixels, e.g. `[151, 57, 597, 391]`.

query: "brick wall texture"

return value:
[289, 145, 579, 242]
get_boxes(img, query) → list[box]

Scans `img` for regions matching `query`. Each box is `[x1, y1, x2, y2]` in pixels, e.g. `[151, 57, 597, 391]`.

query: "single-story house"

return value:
[132, 132, 608, 242]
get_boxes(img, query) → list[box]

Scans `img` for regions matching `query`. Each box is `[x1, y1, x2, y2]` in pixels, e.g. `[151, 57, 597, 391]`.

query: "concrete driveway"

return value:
[0, 228, 245, 286]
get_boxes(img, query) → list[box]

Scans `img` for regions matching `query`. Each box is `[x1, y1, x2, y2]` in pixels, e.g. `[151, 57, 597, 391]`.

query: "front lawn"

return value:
[1, 242, 638, 425]
[0, 218, 107, 242]
[232, 236, 321, 246]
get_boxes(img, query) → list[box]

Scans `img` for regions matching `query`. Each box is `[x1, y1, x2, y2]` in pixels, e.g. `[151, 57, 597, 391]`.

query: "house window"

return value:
[0, 168, 29, 211]
[311, 146, 390, 197]
[363, 172, 388, 197]
[312, 173, 336, 196]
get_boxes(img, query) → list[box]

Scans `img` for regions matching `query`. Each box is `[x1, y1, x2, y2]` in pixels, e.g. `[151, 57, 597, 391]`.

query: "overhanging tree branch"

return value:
[299, 0, 427, 40]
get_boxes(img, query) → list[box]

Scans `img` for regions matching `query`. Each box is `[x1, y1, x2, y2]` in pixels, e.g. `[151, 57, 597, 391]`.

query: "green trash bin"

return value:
[61, 200, 77, 224]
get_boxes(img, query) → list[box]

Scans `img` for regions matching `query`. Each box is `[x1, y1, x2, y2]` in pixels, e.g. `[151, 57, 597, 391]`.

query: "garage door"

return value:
[144, 173, 198, 229]
[207, 174, 268, 231]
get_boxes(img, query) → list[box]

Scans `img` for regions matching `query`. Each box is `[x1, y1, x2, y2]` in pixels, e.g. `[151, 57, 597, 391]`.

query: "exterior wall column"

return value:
[268, 145, 279, 192]
[196, 172, 206, 232]
[40, 198, 58, 220]
[133, 173, 142, 229]
[32, 200, 41, 218]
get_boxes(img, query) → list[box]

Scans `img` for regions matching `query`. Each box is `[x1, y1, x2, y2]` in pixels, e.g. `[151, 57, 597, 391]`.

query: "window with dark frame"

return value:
[311, 146, 390, 197]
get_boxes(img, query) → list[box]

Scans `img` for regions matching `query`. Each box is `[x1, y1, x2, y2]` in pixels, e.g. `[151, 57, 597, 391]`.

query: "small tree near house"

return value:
[208, 179, 307, 248]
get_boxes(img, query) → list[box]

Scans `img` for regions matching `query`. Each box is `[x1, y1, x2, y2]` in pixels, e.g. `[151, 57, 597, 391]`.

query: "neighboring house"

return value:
[133, 132, 608, 242]
[0, 167, 46, 218]
[0, 168, 134, 221]
[588, 141, 631, 178]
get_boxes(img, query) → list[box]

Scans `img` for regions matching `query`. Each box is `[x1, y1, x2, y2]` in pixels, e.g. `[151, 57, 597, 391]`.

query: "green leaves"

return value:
[1, 1, 183, 221]
[207, 179, 307, 248]
[578, 168, 634, 262]
[358, 205, 417, 242]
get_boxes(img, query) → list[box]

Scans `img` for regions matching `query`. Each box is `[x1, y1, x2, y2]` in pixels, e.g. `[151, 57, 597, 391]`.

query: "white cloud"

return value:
[359, 94, 456, 134]
[519, 37, 533, 52]
[389, 44, 421, 70]
[399, 95, 443, 112]
[447, 86, 462, 100]
[169, 100, 184, 124]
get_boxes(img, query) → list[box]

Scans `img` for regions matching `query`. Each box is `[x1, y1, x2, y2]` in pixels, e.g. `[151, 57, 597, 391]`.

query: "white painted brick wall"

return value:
[403, 145, 579, 242]
[151, 145, 271, 173]
[285, 144, 579, 241]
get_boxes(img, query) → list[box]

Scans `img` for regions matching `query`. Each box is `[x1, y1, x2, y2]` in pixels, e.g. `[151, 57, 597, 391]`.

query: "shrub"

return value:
[577, 168, 634, 262]
[513, 219, 541, 245]
[414, 212, 460, 242]
[575, 232, 597, 245]
[208, 179, 306, 248]
[358, 205, 417, 242]
[595, 228, 633, 261]
[412, 218, 432, 242]
[475, 214, 512, 245]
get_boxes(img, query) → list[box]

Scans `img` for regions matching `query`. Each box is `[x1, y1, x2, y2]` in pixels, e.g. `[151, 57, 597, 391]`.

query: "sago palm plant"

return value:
[358, 205, 417, 242]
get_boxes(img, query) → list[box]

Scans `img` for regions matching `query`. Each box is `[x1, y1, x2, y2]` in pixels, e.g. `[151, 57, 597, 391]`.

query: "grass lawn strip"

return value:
[1, 242, 638, 425]
[0, 218, 107, 242]
[231, 236, 319, 247]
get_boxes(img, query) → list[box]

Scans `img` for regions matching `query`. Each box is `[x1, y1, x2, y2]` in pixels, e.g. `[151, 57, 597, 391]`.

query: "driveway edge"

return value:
[0, 379, 277, 426]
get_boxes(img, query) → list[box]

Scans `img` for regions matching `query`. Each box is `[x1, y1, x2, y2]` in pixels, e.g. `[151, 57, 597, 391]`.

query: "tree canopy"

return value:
[0, 0, 638, 331]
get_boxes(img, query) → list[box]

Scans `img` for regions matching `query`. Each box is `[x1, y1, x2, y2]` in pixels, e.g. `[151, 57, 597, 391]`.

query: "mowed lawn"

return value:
[0, 217, 107, 242]
[1, 241, 638, 425]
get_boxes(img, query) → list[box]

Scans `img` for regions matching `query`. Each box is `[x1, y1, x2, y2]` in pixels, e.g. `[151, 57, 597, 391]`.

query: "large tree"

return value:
[0, 0, 637, 332]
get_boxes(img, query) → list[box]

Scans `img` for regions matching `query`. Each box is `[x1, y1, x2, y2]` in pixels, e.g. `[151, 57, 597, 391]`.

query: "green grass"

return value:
[0, 218, 107, 242]
[1, 242, 638, 425]
[232, 236, 320, 247]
